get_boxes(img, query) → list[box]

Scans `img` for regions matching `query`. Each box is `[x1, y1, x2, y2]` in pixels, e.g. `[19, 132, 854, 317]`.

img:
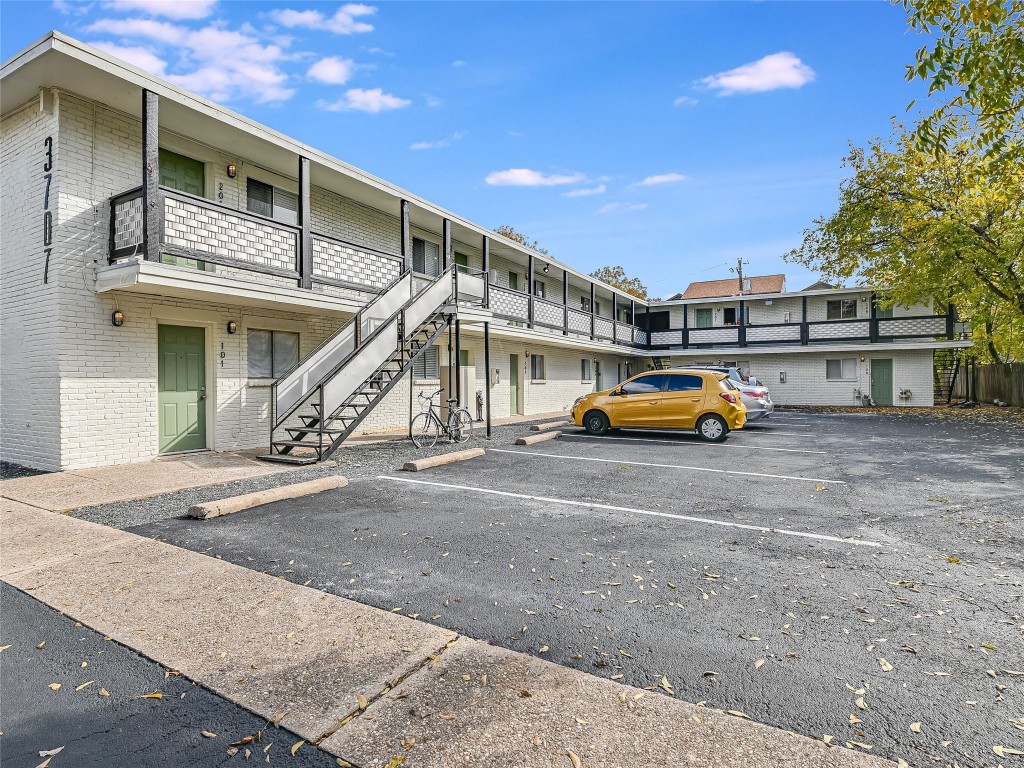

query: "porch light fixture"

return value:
[111, 310, 124, 327]
[226, 163, 237, 178]
[227, 321, 238, 334]
[542, 263, 549, 274]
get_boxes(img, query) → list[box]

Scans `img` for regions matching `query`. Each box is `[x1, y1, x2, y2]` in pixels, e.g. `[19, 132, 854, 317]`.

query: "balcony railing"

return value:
[648, 314, 961, 350]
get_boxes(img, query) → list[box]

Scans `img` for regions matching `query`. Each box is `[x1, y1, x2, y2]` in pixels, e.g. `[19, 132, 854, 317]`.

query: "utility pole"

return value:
[729, 258, 749, 293]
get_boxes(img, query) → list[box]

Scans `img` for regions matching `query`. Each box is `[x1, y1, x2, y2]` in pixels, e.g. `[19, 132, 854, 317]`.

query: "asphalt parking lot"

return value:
[132, 410, 1024, 768]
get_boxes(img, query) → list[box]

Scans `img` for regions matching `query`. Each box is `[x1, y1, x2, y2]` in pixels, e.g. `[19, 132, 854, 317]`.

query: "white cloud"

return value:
[410, 132, 464, 150]
[87, 18, 295, 103]
[635, 173, 688, 187]
[89, 41, 168, 74]
[425, 94, 443, 108]
[308, 56, 355, 84]
[562, 184, 606, 198]
[365, 46, 393, 55]
[451, 59, 467, 67]
[702, 51, 815, 95]
[673, 95, 698, 107]
[270, 4, 376, 35]
[598, 202, 647, 214]
[53, 0, 95, 15]
[485, 168, 586, 187]
[103, 0, 216, 19]
[318, 88, 411, 113]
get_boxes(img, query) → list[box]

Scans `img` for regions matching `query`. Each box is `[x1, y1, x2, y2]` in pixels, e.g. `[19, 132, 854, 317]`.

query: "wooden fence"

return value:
[952, 362, 1024, 406]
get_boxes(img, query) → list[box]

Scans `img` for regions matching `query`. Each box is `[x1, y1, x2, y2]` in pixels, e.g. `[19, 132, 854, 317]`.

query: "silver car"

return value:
[677, 366, 774, 421]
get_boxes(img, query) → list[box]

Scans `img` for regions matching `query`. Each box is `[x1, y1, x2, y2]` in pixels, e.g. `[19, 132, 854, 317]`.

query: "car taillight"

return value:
[720, 392, 738, 404]
[748, 390, 766, 399]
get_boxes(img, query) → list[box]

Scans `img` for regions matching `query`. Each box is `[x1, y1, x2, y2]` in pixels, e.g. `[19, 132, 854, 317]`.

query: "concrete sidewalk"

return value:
[0, 503, 893, 768]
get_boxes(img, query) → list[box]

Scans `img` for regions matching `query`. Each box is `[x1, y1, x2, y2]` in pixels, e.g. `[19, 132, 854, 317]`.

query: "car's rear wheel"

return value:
[696, 414, 728, 442]
[583, 410, 610, 436]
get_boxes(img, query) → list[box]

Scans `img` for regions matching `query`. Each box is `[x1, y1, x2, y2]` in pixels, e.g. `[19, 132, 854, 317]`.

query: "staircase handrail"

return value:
[272, 265, 456, 430]
[272, 268, 412, 427]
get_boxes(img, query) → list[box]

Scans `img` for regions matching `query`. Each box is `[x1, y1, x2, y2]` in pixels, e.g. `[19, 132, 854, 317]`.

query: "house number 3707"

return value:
[42, 136, 53, 283]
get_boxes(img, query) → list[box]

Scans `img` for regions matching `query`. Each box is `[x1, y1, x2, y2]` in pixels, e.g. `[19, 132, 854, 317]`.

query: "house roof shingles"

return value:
[676, 274, 786, 300]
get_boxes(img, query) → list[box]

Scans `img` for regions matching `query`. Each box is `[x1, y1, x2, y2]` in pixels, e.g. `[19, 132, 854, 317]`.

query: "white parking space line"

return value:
[379, 475, 878, 548]
[562, 433, 827, 455]
[489, 448, 847, 485]
[741, 431, 817, 437]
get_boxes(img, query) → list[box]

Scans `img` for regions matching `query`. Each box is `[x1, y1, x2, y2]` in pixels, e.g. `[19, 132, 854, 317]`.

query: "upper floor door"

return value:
[159, 149, 206, 269]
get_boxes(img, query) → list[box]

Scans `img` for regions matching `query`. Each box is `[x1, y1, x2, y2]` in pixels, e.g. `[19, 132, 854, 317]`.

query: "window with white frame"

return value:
[825, 358, 858, 381]
[246, 178, 298, 225]
[412, 346, 439, 379]
[827, 299, 858, 320]
[534, 281, 546, 299]
[581, 358, 592, 381]
[247, 329, 299, 378]
[531, 354, 546, 380]
[580, 297, 592, 312]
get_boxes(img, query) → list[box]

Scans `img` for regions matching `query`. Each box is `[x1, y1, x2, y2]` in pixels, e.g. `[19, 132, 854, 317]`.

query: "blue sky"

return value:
[2, 1, 935, 297]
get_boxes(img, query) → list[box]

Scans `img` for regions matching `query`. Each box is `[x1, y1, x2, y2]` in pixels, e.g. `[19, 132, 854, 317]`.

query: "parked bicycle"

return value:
[410, 389, 473, 448]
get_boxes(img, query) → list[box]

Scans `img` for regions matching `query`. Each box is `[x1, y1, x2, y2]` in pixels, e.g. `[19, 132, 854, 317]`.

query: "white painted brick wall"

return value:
[1, 94, 62, 469]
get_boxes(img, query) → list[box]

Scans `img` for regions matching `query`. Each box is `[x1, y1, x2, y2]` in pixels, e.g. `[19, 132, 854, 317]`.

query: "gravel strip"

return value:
[72, 420, 550, 529]
[0, 461, 51, 480]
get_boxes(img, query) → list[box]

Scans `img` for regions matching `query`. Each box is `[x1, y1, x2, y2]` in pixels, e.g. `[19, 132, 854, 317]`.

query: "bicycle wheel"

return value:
[410, 412, 439, 448]
[450, 408, 473, 443]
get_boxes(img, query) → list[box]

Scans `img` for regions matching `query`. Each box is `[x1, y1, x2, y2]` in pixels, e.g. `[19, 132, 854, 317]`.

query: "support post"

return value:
[527, 253, 535, 328]
[484, 321, 492, 437]
[801, 295, 809, 345]
[738, 299, 746, 347]
[400, 200, 411, 272]
[945, 302, 955, 339]
[141, 89, 161, 262]
[454, 318, 462, 405]
[630, 299, 636, 345]
[590, 282, 596, 340]
[442, 218, 452, 272]
[562, 269, 569, 336]
[298, 156, 312, 289]
[612, 294, 618, 343]
[447, 323, 454, 409]
[682, 303, 688, 349]
[482, 235, 490, 309]
[644, 301, 651, 349]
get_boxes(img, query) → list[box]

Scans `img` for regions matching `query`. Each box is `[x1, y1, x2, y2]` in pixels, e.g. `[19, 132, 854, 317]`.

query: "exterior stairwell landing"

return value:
[260, 268, 459, 464]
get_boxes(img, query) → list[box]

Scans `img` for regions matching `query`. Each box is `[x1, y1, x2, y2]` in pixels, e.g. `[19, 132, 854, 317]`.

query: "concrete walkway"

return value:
[1, 503, 893, 768]
[342, 409, 571, 446]
[0, 450, 298, 513]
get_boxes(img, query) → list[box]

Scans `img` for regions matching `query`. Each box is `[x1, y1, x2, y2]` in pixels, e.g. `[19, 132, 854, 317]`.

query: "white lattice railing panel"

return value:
[809, 321, 869, 340]
[689, 327, 739, 344]
[490, 286, 530, 320]
[594, 317, 614, 338]
[567, 308, 591, 334]
[113, 195, 144, 252]
[164, 196, 297, 272]
[534, 298, 564, 326]
[879, 317, 946, 336]
[312, 236, 401, 291]
[650, 330, 684, 345]
[746, 325, 801, 342]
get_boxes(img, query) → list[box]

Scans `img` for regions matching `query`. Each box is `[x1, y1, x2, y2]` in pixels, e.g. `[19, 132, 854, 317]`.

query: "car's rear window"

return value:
[666, 374, 703, 392]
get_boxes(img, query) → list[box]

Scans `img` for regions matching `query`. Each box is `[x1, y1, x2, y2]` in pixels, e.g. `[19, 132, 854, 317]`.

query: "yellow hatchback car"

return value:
[571, 369, 746, 442]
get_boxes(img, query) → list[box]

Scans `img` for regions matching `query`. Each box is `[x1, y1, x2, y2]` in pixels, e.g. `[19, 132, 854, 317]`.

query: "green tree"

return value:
[785, 124, 1024, 362]
[903, 0, 1024, 162]
[589, 265, 649, 300]
[494, 225, 548, 255]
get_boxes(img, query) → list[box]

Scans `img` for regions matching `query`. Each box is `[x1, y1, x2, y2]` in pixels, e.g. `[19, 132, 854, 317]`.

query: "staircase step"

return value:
[272, 440, 324, 449]
[257, 453, 320, 465]
[285, 427, 346, 438]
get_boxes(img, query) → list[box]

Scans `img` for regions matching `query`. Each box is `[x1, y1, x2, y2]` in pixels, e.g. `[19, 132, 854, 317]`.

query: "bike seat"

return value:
[446, 398, 459, 404]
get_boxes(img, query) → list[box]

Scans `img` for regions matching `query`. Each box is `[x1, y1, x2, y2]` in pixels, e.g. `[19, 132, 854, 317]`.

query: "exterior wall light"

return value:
[226, 164, 237, 178]
[111, 310, 125, 327]
[227, 321, 238, 334]
[542, 264, 549, 274]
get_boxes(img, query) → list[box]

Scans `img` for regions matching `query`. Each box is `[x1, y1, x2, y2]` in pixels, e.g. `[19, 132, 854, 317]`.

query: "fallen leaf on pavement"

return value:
[357, 693, 368, 710]
[38, 747, 64, 757]
[994, 746, 1024, 757]
[201, 731, 217, 739]
[141, 692, 163, 699]
[48, 684, 61, 691]
[36, 759, 52, 768]
[727, 710, 750, 719]
[567, 750, 582, 768]
[98, 688, 109, 697]
[855, 697, 867, 710]
[910, 722, 922, 733]
[0, 645, 12, 653]
[291, 740, 305, 756]
[878, 658, 893, 672]
[660, 676, 673, 694]
[75, 681, 95, 692]
[754, 659, 766, 669]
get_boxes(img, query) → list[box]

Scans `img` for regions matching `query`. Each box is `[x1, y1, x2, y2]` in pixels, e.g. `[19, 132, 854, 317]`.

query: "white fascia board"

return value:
[660, 340, 972, 356]
[652, 285, 878, 307]
[455, 322, 646, 356]
[95, 260, 361, 315]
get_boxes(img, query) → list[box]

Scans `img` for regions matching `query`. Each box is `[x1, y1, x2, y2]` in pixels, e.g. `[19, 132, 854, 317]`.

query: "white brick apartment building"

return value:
[1, 34, 971, 471]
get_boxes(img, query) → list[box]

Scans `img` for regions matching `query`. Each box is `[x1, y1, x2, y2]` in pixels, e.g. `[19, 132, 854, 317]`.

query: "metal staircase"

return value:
[260, 267, 459, 464]
[933, 348, 961, 404]
[651, 356, 671, 370]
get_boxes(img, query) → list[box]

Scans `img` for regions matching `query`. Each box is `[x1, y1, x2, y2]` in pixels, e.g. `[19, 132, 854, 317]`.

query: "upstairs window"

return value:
[827, 299, 858, 320]
[246, 178, 298, 225]
[412, 238, 440, 277]
[534, 281, 546, 299]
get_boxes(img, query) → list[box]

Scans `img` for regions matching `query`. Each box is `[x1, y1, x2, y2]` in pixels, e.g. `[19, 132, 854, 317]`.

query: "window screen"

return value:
[273, 188, 298, 225]
[825, 358, 857, 380]
[246, 178, 273, 218]
[247, 329, 299, 378]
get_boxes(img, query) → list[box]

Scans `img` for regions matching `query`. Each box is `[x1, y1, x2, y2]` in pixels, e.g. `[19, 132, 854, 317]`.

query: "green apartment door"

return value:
[871, 358, 894, 406]
[158, 325, 207, 452]
[509, 354, 521, 415]
[159, 149, 206, 269]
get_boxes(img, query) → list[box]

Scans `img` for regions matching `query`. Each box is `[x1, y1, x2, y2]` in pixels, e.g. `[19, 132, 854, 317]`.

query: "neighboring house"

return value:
[639, 276, 971, 408]
[0, 34, 972, 471]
